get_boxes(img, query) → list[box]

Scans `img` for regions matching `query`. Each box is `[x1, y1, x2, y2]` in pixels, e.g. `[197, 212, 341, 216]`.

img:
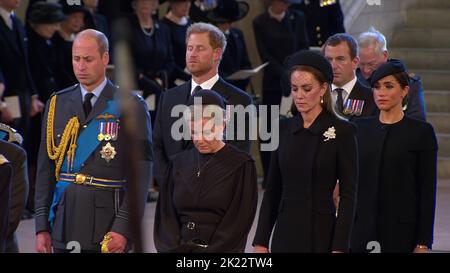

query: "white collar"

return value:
[191, 74, 220, 94]
[80, 77, 108, 100]
[268, 7, 285, 22]
[332, 76, 358, 99]
[0, 7, 13, 29]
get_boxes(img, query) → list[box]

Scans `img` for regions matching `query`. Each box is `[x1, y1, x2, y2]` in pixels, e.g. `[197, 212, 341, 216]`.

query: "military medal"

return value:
[354, 100, 365, 116]
[343, 99, 364, 116]
[343, 99, 352, 115]
[100, 142, 116, 163]
[97, 114, 119, 142]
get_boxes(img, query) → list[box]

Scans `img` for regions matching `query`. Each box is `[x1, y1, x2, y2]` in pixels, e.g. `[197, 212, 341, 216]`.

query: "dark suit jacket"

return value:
[343, 80, 378, 121]
[253, 10, 309, 99]
[356, 68, 427, 121]
[219, 27, 252, 91]
[351, 116, 437, 252]
[0, 155, 13, 253]
[0, 14, 37, 134]
[253, 111, 358, 252]
[0, 139, 28, 253]
[153, 78, 253, 185]
[34, 81, 153, 251]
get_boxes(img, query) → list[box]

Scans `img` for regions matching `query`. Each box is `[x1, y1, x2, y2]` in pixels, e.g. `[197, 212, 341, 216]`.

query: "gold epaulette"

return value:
[0, 154, 9, 165]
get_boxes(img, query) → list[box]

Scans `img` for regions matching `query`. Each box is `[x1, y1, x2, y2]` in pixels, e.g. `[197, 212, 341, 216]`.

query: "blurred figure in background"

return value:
[53, 0, 88, 88]
[290, 0, 345, 47]
[253, 0, 309, 188]
[128, 0, 175, 124]
[208, 0, 252, 92]
[161, 0, 192, 85]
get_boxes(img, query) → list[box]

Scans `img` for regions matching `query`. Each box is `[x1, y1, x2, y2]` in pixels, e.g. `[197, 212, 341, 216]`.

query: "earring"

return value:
[320, 96, 324, 104]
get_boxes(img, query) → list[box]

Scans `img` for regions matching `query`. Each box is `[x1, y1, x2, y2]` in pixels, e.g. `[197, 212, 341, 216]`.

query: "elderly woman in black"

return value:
[128, 0, 175, 123]
[351, 60, 438, 253]
[154, 89, 258, 252]
[253, 50, 358, 253]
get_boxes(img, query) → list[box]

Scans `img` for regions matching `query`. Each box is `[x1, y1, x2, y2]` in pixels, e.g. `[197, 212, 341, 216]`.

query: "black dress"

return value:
[154, 144, 258, 252]
[351, 116, 438, 252]
[253, 111, 358, 252]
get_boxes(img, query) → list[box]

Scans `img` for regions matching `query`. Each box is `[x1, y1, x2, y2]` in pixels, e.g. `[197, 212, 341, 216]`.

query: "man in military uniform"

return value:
[0, 123, 28, 253]
[356, 28, 426, 121]
[35, 29, 153, 253]
[290, 0, 345, 47]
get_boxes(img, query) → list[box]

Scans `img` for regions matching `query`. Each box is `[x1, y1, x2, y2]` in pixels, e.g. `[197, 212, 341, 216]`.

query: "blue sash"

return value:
[0, 131, 7, 140]
[48, 100, 120, 225]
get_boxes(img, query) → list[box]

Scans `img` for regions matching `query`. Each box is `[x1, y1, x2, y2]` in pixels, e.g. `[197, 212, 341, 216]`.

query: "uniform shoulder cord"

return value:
[46, 95, 80, 180]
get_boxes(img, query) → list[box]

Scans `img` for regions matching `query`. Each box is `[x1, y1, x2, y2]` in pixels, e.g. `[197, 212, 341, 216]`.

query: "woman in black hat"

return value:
[161, 0, 193, 85]
[253, 50, 357, 253]
[52, 1, 89, 88]
[207, 0, 252, 92]
[351, 60, 438, 253]
[154, 89, 257, 252]
[128, 0, 175, 124]
[27, 1, 66, 102]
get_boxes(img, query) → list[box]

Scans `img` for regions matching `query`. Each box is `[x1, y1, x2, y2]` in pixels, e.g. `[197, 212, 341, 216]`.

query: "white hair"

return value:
[357, 27, 388, 55]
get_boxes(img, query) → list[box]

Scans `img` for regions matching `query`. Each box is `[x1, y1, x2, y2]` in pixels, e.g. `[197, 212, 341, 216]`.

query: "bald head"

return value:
[75, 29, 109, 56]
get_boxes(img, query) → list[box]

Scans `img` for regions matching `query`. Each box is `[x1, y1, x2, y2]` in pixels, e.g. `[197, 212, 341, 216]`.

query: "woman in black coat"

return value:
[161, 0, 192, 85]
[129, 0, 175, 123]
[154, 90, 258, 252]
[253, 51, 357, 253]
[351, 60, 438, 253]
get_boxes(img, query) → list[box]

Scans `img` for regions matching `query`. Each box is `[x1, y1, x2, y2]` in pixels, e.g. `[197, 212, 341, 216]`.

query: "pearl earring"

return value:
[320, 96, 324, 104]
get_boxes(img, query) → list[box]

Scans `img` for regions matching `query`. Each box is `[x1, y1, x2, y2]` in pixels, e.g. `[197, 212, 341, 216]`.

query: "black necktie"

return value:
[335, 88, 344, 114]
[193, 85, 202, 94]
[83, 93, 95, 117]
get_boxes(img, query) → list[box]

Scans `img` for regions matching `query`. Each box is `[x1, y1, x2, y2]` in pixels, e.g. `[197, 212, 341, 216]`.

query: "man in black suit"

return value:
[35, 29, 152, 253]
[0, 134, 28, 253]
[153, 22, 252, 185]
[356, 28, 426, 121]
[0, 0, 44, 137]
[0, 153, 12, 253]
[323, 33, 378, 122]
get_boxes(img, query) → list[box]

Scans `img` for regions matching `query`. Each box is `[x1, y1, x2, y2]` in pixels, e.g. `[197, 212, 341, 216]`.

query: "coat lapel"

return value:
[0, 17, 21, 56]
[211, 78, 232, 102]
[67, 85, 86, 123]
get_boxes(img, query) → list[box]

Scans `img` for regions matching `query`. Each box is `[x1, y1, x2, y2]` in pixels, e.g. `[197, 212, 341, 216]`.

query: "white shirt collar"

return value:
[0, 7, 13, 30]
[191, 74, 220, 94]
[80, 77, 108, 104]
[332, 76, 358, 101]
[268, 7, 285, 22]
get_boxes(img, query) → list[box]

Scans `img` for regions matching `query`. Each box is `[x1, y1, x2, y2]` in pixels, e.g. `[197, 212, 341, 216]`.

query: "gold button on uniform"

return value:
[316, 26, 321, 31]
[317, 34, 321, 38]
